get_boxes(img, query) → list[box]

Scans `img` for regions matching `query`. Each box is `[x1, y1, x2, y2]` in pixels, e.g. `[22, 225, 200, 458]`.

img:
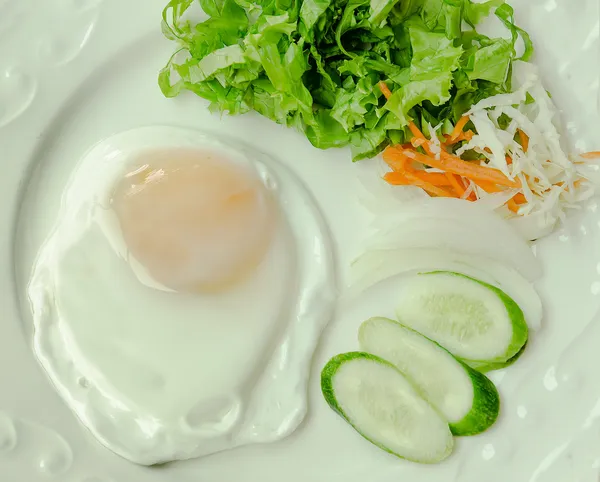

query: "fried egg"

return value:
[27, 126, 336, 465]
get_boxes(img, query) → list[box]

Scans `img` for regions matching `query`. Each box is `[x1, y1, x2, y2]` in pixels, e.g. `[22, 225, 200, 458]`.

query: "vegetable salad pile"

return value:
[160, 0, 530, 160]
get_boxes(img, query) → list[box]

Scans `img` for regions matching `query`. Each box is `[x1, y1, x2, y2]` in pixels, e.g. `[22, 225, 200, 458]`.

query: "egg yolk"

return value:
[111, 149, 276, 293]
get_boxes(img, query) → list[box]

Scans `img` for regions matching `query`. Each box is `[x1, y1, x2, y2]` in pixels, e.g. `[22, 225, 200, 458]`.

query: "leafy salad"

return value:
[159, 0, 529, 160]
[160, 0, 598, 239]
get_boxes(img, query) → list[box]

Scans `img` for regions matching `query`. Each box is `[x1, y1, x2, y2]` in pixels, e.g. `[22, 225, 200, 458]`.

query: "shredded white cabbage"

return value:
[463, 61, 596, 239]
[427, 122, 443, 160]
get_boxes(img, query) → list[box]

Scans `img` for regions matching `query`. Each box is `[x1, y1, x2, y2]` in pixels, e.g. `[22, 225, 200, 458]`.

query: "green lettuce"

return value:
[159, 0, 533, 160]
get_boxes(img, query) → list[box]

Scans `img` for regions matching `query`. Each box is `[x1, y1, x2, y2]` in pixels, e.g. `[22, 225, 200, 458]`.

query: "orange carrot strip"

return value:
[445, 173, 465, 196]
[513, 192, 527, 204]
[378, 81, 392, 100]
[408, 127, 436, 157]
[441, 151, 521, 188]
[411, 137, 427, 148]
[518, 129, 529, 152]
[382, 148, 409, 171]
[383, 149, 452, 185]
[399, 136, 520, 188]
[449, 116, 470, 142]
[507, 199, 520, 213]
[414, 172, 454, 186]
[383, 172, 455, 198]
[556, 179, 585, 192]
[408, 121, 427, 142]
[474, 180, 526, 210]
[384, 169, 453, 186]
[581, 151, 600, 159]
[451, 130, 474, 143]
[475, 181, 526, 208]
[443, 131, 474, 146]
[383, 172, 412, 185]
[398, 148, 521, 188]
[459, 177, 478, 201]
[473, 180, 502, 193]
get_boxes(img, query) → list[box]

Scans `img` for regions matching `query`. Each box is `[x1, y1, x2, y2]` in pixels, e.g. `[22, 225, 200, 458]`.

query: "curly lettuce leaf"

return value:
[467, 38, 512, 83]
[495, 3, 533, 61]
[384, 28, 462, 125]
[159, 0, 534, 160]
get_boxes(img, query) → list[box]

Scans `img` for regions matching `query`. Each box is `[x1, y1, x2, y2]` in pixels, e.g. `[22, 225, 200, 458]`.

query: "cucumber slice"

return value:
[395, 271, 528, 366]
[359, 317, 499, 436]
[321, 352, 454, 464]
[467, 341, 527, 373]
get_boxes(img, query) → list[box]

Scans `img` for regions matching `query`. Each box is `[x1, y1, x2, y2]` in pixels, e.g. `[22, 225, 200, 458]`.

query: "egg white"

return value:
[28, 126, 336, 465]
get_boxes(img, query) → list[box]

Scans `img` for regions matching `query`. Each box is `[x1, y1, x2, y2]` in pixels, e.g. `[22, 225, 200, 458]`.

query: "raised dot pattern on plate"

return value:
[0, 0, 102, 128]
[0, 412, 17, 452]
[0, 68, 37, 128]
[0, 412, 74, 478]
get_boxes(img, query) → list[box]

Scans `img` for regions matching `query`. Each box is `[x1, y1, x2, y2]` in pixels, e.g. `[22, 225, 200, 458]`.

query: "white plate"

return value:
[0, 0, 599, 481]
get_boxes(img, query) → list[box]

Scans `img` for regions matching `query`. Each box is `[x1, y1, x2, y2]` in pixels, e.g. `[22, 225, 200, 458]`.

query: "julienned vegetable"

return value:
[358, 317, 500, 435]
[321, 352, 454, 463]
[394, 271, 528, 368]
[159, 0, 530, 160]
[379, 61, 599, 235]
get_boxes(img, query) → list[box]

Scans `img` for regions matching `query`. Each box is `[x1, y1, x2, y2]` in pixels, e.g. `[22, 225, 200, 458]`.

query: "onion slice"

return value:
[346, 247, 543, 331]
[361, 198, 542, 282]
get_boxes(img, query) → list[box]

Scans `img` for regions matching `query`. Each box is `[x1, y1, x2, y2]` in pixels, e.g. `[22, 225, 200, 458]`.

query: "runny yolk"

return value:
[110, 149, 276, 293]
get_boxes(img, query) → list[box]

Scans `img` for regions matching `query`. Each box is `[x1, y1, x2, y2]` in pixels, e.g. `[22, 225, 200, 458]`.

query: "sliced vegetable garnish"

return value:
[321, 352, 454, 463]
[394, 271, 528, 367]
[359, 317, 500, 435]
[378, 61, 599, 238]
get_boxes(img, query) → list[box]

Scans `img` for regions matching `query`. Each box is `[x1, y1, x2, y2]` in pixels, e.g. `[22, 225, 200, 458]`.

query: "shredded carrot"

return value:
[383, 169, 453, 186]
[408, 123, 437, 159]
[550, 179, 585, 192]
[383, 172, 455, 197]
[445, 130, 474, 145]
[445, 173, 465, 197]
[518, 129, 529, 153]
[449, 116, 470, 142]
[507, 199, 520, 213]
[382, 148, 409, 171]
[459, 177, 477, 201]
[382, 122, 533, 211]
[408, 121, 427, 143]
[441, 152, 520, 188]
[383, 149, 452, 185]
[378, 81, 392, 100]
[393, 146, 521, 188]
[473, 180, 502, 193]
[475, 181, 527, 208]
[411, 137, 427, 148]
[413, 172, 454, 186]
[581, 151, 600, 159]
[512, 192, 527, 204]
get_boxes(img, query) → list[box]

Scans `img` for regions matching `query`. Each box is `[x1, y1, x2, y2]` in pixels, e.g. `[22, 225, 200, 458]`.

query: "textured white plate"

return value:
[0, 0, 599, 481]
